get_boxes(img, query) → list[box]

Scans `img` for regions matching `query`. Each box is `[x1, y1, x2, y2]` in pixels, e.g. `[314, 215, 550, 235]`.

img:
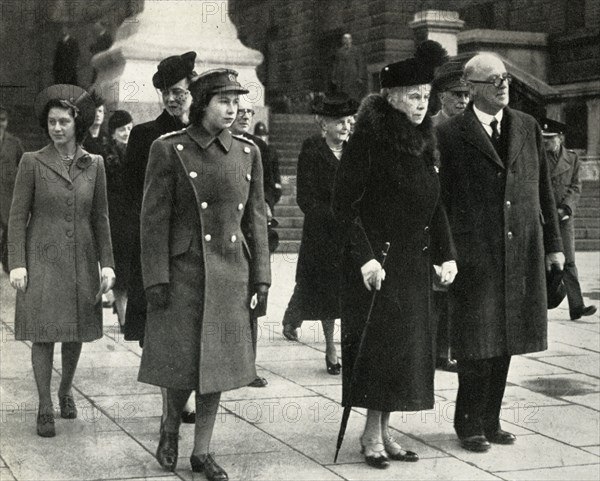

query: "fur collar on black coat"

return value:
[353, 94, 439, 167]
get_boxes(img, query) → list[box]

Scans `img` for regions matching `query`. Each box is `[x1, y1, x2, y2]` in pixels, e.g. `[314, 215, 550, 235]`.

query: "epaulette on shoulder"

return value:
[159, 128, 186, 140]
[232, 133, 256, 146]
[567, 149, 576, 153]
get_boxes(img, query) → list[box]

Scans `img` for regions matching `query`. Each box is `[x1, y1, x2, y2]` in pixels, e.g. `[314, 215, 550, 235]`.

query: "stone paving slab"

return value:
[496, 464, 600, 481]
[540, 353, 600, 377]
[559, 392, 600, 410]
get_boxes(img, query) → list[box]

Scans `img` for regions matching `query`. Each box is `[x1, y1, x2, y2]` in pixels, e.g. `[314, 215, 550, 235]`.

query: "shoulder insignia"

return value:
[567, 149, 576, 153]
[232, 133, 256, 146]
[158, 128, 186, 140]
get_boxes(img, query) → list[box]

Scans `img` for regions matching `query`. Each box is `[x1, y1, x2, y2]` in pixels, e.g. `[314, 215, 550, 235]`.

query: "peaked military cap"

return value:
[254, 121, 268, 136]
[189, 68, 249, 98]
[541, 117, 567, 137]
[433, 61, 469, 92]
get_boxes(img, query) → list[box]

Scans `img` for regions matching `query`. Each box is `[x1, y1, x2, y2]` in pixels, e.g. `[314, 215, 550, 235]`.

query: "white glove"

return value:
[545, 252, 565, 271]
[10, 268, 27, 292]
[439, 261, 458, 286]
[360, 259, 386, 292]
[101, 267, 116, 293]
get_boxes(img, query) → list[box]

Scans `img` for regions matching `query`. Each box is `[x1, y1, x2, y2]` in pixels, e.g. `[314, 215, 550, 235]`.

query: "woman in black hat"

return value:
[8, 84, 115, 437]
[138, 68, 270, 479]
[82, 91, 109, 156]
[332, 41, 457, 468]
[103, 110, 134, 327]
[281, 93, 358, 375]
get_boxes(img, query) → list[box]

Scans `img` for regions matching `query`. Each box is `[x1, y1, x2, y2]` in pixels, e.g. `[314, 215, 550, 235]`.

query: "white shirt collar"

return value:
[473, 104, 503, 126]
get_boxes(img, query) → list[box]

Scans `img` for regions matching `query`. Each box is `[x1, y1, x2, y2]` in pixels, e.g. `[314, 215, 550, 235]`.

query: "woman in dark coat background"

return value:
[103, 110, 133, 326]
[8, 84, 115, 437]
[332, 41, 456, 469]
[138, 69, 270, 479]
[282, 93, 357, 375]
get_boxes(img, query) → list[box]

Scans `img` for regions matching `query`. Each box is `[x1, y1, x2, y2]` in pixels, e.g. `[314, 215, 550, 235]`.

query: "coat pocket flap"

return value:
[170, 236, 192, 257]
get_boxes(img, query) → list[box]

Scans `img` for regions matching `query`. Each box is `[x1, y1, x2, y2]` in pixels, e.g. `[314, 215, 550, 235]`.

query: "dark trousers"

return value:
[454, 355, 511, 438]
[560, 218, 585, 313]
[434, 291, 450, 360]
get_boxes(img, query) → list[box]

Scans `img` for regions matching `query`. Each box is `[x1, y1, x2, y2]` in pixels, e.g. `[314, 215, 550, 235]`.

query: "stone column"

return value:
[90, 0, 264, 123]
[586, 98, 600, 156]
[409, 10, 465, 57]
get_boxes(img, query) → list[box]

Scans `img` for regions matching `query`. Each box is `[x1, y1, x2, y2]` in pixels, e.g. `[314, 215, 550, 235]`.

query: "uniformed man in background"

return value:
[431, 61, 470, 127]
[542, 118, 597, 320]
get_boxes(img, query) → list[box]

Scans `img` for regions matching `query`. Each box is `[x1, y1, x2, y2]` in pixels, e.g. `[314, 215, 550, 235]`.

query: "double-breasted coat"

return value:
[8, 144, 114, 342]
[293, 135, 344, 319]
[332, 95, 456, 412]
[122, 110, 186, 341]
[0, 132, 24, 228]
[137, 125, 271, 394]
[548, 145, 581, 216]
[437, 106, 563, 360]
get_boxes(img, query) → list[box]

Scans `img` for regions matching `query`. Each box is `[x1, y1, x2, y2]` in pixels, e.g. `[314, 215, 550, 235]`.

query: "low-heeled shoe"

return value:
[37, 411, 56, 438]
[326, 356, 341, 375]
[436, 358, 458, 372]
[282, 325, 299, 341]
[383, 435, 419, 461]
[156, 429, 179, 471]
[360, 441, 390, 469]
[485, 429, 516, 445]
[460, 435, 491, 452]
[248, 376, 268, 388]
[570, 305, 597, 320]
[181, 410, 196, 424]
[190, 453, 228, 481]
[59, 394, 77, 419]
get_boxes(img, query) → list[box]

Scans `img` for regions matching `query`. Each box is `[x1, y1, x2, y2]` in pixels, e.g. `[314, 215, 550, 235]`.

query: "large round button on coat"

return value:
[231, 235, 237, 242]
[201, 202, 208, 209]
[244, 147, 251, 153]
[204, 234, 212, 241]
[507, 231, 513, 239]
[190, 171, 198, 179]
[237, 203, 244, 211]
[66, 230, 73, 238]
[246, 174, 251, 181]
[177, 144, 184, 151]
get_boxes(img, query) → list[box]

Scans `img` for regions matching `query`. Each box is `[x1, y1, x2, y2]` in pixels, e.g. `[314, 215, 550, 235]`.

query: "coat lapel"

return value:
[71, 146, 92, 182]
[503, 107, 529, 169]
[550, 147, 571, 177]
[34, 144, 71, 183]
[458, 108, 504, 170]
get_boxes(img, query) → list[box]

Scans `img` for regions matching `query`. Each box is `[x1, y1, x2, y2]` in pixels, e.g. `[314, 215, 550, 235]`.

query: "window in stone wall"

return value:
[564, 102, 588, 150]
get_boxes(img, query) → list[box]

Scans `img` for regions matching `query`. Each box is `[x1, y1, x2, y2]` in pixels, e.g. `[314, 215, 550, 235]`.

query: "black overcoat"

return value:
[137, 125, 271, 393]
[293, 135, 344, 319]
[332, 95, 456, 412]
[122, 110, 186, 341]
[437, 106, 563, 360]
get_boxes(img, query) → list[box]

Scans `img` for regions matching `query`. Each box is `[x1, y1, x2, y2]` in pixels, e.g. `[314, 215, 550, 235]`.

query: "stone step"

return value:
[576, 218, 600, 228]
[276, 205, 305, 217]
[575, 239, 600, 250]
[578, 197, 600, 208]
[576, 207, 600, 218]
[574, 227, 600, 239]
[276, 217, 304, 228]
[275, 240, 302, 255]
[277, 227, 303, 240]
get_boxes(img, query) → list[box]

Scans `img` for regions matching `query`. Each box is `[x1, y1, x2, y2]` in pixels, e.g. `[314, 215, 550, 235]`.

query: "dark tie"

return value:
[490, 119, 501, 153]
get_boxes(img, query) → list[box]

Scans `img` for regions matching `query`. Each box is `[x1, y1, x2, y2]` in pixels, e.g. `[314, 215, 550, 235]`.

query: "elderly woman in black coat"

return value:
[332, 41, 457, 469]
[281, 94, 357, 375]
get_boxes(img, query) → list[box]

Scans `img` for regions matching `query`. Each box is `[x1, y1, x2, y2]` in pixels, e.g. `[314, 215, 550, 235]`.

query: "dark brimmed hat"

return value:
[547, 264, 567, 309]
[152, 51, 197, 90]
[541, 117, 567, 137]
[433, 61, 469, 92]
[381, 40, 448, 89]
[34, 84, 96, 129]
[108, 110, 133, 134]
[312, 93, 358, 117]
[254, 121, 268, 136]
[189, 68, 249, 98]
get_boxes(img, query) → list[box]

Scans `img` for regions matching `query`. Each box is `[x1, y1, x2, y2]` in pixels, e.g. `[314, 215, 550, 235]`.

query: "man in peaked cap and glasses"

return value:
[542, 118, 597, 321]
[431, 61, 470, 127]
[122, 51, 198, 424]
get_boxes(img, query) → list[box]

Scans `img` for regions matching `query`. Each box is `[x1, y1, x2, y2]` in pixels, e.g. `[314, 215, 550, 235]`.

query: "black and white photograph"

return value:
[0, 1, 599, 480]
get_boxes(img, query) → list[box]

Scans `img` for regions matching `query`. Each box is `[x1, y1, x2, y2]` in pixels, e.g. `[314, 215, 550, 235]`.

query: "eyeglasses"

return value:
[466, 73, 512, 88]
[237, 108, 255, 117]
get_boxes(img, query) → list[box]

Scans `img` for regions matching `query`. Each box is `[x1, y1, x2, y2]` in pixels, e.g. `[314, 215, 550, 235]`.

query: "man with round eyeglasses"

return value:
[436, 53, 565, 453]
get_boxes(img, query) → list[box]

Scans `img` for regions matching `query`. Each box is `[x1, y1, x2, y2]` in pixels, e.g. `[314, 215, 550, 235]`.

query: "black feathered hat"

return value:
[312, 92, 359, 117]
[152, 51, 197, 90]
[380, 40, 449, 88]
[108, 110, 133, 134]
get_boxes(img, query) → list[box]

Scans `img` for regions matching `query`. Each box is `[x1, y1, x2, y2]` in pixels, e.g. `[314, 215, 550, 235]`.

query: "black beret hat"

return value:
[433, 61, 469, 92]
[189, 68, 249, 98]
[152, 51, 197, 90]
[34, 84, 96, 129]
[254, 121, 268, 136]
[547, 264, 567, 309]
[108, 110, 133, 134]
[541, 117, 567, 137]
[381, 40, 449, 89]
[312, 93, 359, 117]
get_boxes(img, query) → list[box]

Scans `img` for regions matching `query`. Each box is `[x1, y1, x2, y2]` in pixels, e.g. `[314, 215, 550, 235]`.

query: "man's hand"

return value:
[101, 267, 116, 293]
[545, 252, 565, 272]
[253, 283, 269, 317]
[10, 268, 27, 292]
[360, 259, 386, 291]
[439, 261, 458, 286]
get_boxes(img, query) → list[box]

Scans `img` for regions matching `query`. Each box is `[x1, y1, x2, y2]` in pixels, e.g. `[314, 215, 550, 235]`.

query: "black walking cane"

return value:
[333, 241, 391, 463]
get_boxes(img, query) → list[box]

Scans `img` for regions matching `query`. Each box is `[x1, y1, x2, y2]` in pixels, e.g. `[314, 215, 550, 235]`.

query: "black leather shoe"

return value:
[436, 358, 458, 373]
[360, 438, 390, 469]
[383, 434, 419, 462]
[59, 394, 77, 419]
[248, 376, 268, 388]
[326, 356, 341, 375]
[181, 410, 196, 424]
[36, 410, 56, 438]
[460, 435, 491, 452]
[156, 429, 178, 471]
[485, 429, 516, 445]
[190, 453, 228, 481]
[570, 305, 597, 320]
[282, 324, 299, 341]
